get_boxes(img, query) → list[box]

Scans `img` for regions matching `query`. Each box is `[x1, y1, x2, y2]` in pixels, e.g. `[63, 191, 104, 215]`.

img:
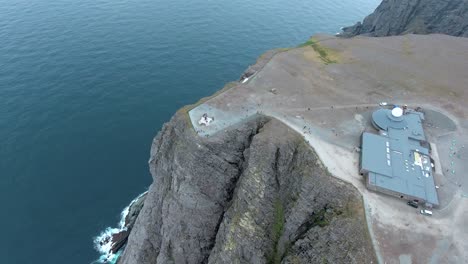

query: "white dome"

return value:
[391, 107, 403, 117]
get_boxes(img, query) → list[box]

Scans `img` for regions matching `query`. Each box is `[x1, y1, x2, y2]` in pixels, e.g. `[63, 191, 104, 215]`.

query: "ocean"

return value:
[0, 0, 380, 263]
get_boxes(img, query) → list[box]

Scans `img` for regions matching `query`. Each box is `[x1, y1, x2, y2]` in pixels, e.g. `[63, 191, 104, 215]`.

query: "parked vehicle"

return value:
[407, 201, 418, 208]
[420, 209, 433, 216]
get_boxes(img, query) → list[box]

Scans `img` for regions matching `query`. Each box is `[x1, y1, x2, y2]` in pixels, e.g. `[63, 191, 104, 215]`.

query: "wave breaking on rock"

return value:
[92, 191, 148, 263]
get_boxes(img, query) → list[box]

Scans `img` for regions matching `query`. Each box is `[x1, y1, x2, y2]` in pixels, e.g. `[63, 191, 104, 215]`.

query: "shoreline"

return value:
[105, 34, 468, 263]
[93, 191, 148, 263]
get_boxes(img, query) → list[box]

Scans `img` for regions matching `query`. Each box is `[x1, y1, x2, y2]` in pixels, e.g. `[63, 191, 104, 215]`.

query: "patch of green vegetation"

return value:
[232, 210, 242, 226]
[290, 193, 299, 203]
[223, 211, 242, 251]
[290, 256, 302, 264]
[337, 199, 361, 219]
[299, 38, 338, 64]
[167, 242, 175, 263]
[312, 208, 330, 227]
[272, 200, 285, 242]
[268, 199, 285, 264]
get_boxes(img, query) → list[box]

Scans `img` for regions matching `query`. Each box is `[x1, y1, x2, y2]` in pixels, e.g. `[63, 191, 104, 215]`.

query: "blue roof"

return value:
[361, 133, 392, 177]
[361, 108, 439, 206]
[372, 109, 407, 130]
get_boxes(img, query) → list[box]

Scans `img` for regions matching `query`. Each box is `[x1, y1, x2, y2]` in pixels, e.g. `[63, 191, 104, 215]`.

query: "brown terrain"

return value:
[187, 34, 468, 264]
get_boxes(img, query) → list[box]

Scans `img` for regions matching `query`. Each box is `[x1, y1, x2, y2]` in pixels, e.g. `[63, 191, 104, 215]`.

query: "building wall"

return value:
[366, 174, 425, 203]
[359, 133, 366, 175]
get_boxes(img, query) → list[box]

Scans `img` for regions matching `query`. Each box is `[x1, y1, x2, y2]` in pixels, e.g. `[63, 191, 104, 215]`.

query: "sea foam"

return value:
[92, 191, 148, 264]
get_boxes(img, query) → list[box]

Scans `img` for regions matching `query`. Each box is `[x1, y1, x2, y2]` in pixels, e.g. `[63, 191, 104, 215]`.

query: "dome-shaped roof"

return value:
[372, 108, 407, 130]
[391, 107, 403, 117]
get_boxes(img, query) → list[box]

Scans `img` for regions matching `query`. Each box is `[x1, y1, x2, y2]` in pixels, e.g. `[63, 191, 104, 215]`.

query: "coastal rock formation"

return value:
[117, 111, 376, 264]
[123, 193, 147, 232]
[109, 192, 148, 254]
[341, 0, 468, 37]
[94, 192, 147, 262]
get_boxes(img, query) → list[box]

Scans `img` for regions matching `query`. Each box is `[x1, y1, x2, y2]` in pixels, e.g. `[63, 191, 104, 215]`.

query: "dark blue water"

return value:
[0, 0, 380, 263]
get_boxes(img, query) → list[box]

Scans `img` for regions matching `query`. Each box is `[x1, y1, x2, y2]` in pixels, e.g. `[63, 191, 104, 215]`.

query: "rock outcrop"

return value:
[109, 192, 148, 254]
[94, 192, 148, 262]
[341, 0, 468, 38]
[117, 110, 376, 264]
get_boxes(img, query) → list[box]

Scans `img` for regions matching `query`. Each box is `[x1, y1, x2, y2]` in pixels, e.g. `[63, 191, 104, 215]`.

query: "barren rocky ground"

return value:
[186, 34, 468, 263]
[118, 34, 468, 264]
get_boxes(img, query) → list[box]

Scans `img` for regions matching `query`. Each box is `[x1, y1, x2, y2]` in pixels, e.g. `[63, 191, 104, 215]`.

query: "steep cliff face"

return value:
[341, 0, 468, 37]
[117, 110, 376, 264]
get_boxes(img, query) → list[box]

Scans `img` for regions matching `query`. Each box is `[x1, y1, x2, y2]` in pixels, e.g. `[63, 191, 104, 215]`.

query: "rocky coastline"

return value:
[94, 191, 147, 263]
[340, 0, 468, 38]
[96, 1, 468, 263]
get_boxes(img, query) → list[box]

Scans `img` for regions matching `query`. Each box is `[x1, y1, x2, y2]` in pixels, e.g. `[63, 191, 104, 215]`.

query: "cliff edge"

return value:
[117, 111, 376, 264]
[111, 32, 468, 263]
[341, 0, 468, 37]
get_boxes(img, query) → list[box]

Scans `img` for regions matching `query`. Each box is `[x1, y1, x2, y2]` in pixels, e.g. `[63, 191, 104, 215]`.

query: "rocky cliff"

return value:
[117, 109, 376, 264]
[341, 0, 468, 37]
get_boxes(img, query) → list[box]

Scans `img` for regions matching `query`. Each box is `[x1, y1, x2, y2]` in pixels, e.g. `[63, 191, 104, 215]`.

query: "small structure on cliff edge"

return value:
[360, 105, 439, 208]
[198, 113, 214, 126]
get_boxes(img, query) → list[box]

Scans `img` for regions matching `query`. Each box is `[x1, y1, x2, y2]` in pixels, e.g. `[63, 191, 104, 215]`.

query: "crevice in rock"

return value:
[290, 204, 333, 244]
[268, 146, 287, 264]
[167, 240, 175, 263]
[203, 120, 267, 262]
[286, 145, 299, 176]
[268, 198, 285, 264]
[273, 148, 281, 189]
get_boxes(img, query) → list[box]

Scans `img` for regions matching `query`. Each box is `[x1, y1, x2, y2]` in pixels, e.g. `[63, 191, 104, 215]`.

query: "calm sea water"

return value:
[0, 0, 380, 263]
